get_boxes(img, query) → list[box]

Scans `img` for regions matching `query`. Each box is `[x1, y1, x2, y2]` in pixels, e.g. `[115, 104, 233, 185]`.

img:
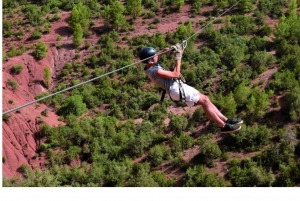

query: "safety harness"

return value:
[159, 63, 186, 104]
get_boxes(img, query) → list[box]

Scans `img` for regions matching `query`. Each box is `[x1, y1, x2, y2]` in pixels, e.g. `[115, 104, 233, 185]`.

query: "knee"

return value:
[198, 95, 211, 106]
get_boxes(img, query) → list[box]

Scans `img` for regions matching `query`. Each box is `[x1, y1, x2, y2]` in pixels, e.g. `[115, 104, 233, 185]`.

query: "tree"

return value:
[274, 0, 300, 44]
[169, 115, 188, 136]
[246, 87, 270, 118]
[233, 82, 251, 106]
[191, 0, 202, 15]
[102, 1, 127, 30]
[148, 144, 170, 166]
[250, 51, 270, 74]
[43, 66, 51, 89]
[237, 0, 254, 13]
[230, 124, 272, 152]
[227, 158, 275, 187]
[127, 163, 159, 187]
[126, 0, 143, 20]
[33, 41, 48, 60]
[202, 140, 222, 160]
[183, 165, 225, 187]
[175, 0, 185, 11]
[73, 23, 83, 48]
[286, 86, 300, 122]
[222, 44, 245, 69]
[68, 2, 91, 36]
[58, 95, 87, 117]
[217, 92, 237, 117]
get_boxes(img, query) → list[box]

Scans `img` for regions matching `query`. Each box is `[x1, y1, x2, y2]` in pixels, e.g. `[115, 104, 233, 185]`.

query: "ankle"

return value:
[220, 122, 226, 128]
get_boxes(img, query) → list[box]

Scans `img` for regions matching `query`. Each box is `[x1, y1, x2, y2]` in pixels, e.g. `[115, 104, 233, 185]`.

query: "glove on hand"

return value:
[171, 43, 184, 60]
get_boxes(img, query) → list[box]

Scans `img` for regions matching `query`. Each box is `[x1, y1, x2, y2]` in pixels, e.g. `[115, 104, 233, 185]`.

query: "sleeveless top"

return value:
[144, 63, 175, 91]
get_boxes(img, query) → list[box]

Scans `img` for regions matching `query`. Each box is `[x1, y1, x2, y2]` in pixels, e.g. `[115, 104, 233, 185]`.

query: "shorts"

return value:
[169, 81, 200, 107]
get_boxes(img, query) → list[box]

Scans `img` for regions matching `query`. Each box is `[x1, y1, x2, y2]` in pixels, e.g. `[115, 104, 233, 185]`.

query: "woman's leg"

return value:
[194, 93, 226, 127]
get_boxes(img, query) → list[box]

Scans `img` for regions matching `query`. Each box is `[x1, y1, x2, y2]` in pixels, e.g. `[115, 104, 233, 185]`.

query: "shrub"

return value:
[7, 78, 18, 90]
[202, 141, 222, 160]
[43, 22, 51, 34]
[10, 64, 23, 74]
[2, 114, 12, 123]
[58, 95, 87, 117]
[43, 66, 51, 89]
[30, 28, 42, 40]
[183, 165, 226, 187]
[33, 41, 48, 60]
[41, 109, 48, 117]
[2, 156, 6, 163]
[169, 115, 188, 136]
[56, 35, 62, 41]
[148, 144, 170, 166]
[35, 92, 51, 104]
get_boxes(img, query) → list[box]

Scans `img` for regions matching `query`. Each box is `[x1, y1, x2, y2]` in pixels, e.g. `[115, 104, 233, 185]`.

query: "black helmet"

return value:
[139, 47, 157, 63]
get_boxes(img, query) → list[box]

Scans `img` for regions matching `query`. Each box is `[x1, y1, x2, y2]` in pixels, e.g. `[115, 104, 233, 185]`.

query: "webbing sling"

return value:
[160, 78, 186, 103]
[156, 63, 186, 104]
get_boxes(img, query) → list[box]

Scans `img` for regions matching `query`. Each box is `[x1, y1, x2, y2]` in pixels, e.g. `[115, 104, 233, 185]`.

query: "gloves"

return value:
[171, 43, 184, 60]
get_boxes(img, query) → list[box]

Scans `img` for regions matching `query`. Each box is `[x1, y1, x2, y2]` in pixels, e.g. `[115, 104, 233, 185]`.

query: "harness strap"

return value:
[160, 79, 186, 103]
[160, 89, 166, 103]
[156, 63, 186, 104]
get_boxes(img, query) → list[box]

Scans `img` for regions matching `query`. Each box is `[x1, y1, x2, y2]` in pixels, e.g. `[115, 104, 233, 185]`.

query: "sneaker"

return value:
[226, 118, 243, 125]
[221, 123, 241, 134]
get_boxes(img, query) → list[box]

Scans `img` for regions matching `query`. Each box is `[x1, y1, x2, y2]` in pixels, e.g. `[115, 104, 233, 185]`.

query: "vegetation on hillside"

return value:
[2, 0, 300, 187]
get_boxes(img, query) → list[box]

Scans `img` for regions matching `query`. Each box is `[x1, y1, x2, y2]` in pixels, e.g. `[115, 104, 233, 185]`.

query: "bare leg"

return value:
[210, 103, 227, 122]
[194, 93, 226, 127]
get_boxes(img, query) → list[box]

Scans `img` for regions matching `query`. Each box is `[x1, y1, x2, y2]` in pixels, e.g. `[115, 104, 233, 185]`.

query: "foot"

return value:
[226, 118, 243, 125]
[221, 123, 241, 134]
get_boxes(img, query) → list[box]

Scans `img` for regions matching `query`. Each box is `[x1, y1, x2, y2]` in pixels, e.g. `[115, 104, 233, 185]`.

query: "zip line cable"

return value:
[2, 1, 241, 115]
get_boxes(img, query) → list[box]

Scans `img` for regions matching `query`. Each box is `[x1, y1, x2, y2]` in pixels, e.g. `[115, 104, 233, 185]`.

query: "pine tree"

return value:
[68, 2, 91, 36]
[43, 66, 51, 89]
[73, 23, 83, 48]
[33, 40, 48, 60]
[102, 1, 127, 30]
[126, 0, 143, 20]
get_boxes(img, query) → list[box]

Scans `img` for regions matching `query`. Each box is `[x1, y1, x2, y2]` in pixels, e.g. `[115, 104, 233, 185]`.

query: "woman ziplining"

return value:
[138, 43, 243, 133]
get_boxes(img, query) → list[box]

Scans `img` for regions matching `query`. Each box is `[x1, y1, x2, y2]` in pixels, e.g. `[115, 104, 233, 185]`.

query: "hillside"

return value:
[2, 0, 300, 187]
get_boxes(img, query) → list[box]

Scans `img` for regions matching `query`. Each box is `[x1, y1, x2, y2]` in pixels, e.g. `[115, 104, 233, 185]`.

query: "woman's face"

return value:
[149, 54, 158, 63]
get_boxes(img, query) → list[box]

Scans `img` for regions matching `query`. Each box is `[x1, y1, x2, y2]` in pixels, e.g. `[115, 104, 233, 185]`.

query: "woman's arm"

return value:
[156, 44, 183, 78]
[157, 47, 173, 59]
[156, 59, 181, 78]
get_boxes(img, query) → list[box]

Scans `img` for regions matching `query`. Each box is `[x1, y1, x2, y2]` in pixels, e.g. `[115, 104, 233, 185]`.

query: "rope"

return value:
[2, 1, 241, 115]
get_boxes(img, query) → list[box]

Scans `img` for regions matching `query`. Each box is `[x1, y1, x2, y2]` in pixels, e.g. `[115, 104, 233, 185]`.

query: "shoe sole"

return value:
[227, 120, 244, 125]
[234, 120, 243, 125]
[220, 126, 241, 134]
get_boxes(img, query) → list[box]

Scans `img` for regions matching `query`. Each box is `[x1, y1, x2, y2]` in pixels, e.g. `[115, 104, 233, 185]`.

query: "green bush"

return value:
[183, 165, 225, 187]
[33, 41, 48, 60]
[2, 114, 12, 123]
[202, 140, 222, 160]
[169, 115, 188, 136]
[58, 95, 87, 117]
[30, 28, 42, 40]
[148, 144, 170, 166]
[7, 78, 18, 90]
[10, 64, 23, 74]
[56, 35, 62, 41]
[35, 92, 51, 104]
[227, 158, 275, 187]
[41, 109, 48, 117]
